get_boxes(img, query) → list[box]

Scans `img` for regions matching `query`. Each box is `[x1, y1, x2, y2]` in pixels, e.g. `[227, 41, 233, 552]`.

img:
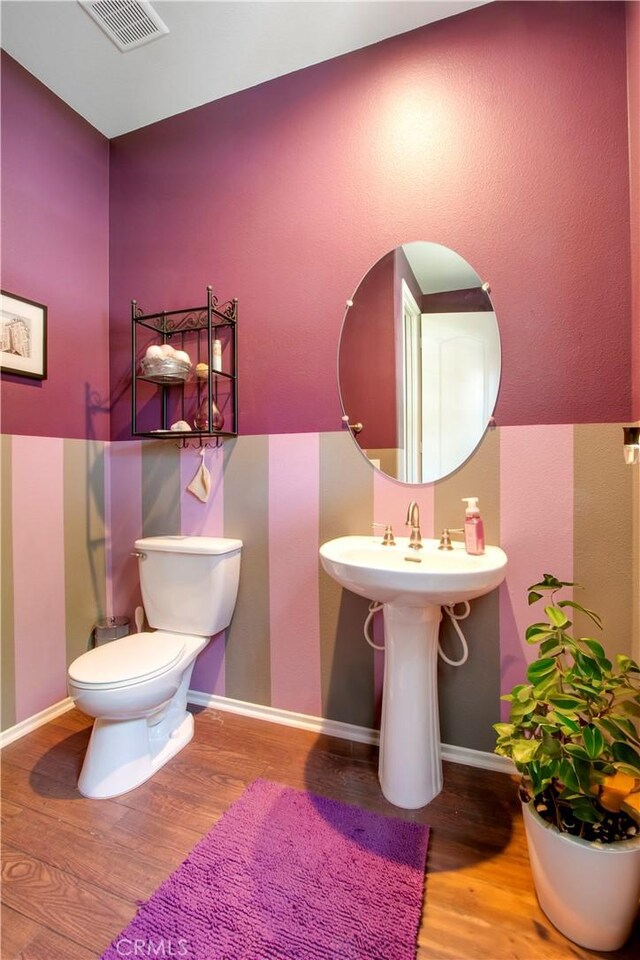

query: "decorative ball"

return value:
[145, 344, 163, 359]
[196, 363, 209, 378]
[159, 343, 175, 357]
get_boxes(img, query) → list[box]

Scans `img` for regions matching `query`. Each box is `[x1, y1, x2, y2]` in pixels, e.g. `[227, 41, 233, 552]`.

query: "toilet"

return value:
[68, 535, 242, 799]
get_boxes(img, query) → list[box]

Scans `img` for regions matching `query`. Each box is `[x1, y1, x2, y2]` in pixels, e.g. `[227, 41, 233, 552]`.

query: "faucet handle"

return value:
[438, 527, 464, 550]
[372, 522, 396, 546]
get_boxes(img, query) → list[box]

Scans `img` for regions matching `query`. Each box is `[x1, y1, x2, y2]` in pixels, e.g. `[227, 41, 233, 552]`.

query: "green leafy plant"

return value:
[494, 574, 640, 839]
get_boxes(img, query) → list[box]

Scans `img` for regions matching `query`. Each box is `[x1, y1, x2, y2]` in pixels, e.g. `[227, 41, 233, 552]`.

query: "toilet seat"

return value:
[68, 631, 187, 690]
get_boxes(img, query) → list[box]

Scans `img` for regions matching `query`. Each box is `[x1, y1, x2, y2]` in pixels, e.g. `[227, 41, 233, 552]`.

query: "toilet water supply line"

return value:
[363, 600, 471, 666]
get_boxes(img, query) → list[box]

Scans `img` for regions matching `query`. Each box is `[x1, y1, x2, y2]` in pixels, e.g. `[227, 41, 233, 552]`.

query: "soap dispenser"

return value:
[462, 497, 485, 556]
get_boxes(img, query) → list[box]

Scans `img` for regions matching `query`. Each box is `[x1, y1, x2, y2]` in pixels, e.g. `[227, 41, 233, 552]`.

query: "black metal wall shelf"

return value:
[131, 285, 238, 447]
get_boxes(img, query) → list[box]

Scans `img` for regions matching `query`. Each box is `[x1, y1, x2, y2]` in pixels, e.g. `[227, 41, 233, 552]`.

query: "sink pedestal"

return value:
[379, 602, 443, 809]
[319, 535, 508, 810]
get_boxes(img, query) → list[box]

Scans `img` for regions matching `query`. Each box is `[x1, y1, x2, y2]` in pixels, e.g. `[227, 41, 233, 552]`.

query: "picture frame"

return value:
[0, 290, 47, 380]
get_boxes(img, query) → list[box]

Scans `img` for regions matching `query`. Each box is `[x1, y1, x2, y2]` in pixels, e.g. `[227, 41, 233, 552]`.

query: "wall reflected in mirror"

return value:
[338, 242, 501, 484]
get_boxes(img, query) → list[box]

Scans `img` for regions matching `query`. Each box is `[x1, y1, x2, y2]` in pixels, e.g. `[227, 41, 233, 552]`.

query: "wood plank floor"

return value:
[2, 707, 639, 959]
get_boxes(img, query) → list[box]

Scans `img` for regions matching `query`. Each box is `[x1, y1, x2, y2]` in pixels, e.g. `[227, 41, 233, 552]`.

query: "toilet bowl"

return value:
[68, 536, 241, 799]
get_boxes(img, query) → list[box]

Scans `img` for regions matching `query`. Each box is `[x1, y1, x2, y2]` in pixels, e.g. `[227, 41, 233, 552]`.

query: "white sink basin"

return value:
[320, 536, 508, 607]
[320, 533, 508, 810]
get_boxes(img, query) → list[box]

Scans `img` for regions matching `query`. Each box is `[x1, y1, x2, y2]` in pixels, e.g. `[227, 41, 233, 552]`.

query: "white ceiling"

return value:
[402, 241, 481, 294]
[0, 0, 488, 138]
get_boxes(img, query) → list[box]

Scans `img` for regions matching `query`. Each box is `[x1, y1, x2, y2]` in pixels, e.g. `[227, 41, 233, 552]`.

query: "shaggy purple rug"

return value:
[101, 778, 429, 960]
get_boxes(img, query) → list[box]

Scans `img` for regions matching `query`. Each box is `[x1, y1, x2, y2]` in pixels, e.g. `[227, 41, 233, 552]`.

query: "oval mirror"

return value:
[338, 241, 500, 484]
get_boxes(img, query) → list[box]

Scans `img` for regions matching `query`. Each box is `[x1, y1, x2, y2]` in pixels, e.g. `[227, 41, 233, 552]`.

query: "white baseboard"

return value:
[187, 690, 515, 775]
[0, 689, 514, 777]
[0, 697, 74, 748]
[440, 740, 515, 774]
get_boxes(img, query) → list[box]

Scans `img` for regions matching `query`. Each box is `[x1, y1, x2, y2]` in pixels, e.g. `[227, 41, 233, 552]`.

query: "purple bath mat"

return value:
[101, 778, 429, 960]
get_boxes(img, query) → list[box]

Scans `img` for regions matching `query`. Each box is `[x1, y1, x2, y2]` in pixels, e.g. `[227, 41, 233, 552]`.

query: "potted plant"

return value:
[494, 574, 640, 951]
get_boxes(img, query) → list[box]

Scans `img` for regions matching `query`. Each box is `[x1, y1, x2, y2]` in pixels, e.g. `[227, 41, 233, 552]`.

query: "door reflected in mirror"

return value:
[338, 242, 501, 484]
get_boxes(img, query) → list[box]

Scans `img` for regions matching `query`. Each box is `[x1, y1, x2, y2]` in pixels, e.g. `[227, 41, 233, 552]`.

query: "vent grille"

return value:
[79, 0, 169, 52]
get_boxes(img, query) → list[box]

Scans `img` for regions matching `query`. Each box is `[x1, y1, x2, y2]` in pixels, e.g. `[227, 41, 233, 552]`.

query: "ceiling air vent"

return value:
[79, 0, 169, 52]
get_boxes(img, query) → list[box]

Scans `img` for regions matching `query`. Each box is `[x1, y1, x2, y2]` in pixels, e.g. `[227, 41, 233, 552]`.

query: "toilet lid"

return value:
[68, 632, 186, 686]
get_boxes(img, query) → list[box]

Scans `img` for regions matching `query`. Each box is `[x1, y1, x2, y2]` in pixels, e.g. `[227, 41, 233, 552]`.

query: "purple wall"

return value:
[339, 250, 397, 449]
[0, 3, 634, 438]
[108, 2, 632, 440]
[0, 54, 110, 441]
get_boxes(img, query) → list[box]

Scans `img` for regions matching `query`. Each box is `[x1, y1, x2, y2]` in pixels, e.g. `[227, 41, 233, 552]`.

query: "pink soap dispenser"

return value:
[462, 497, 485, 556]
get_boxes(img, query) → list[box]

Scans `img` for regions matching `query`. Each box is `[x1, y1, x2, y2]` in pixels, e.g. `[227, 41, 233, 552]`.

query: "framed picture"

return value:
[0, 290, 47, 380]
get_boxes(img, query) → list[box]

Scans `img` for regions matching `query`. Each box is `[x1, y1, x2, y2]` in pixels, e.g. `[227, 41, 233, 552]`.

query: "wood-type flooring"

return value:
[2, 707, 639, 959]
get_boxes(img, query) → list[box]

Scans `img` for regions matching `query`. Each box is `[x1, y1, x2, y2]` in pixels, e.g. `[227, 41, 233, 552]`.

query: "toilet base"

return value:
[78, 710, 194, 799]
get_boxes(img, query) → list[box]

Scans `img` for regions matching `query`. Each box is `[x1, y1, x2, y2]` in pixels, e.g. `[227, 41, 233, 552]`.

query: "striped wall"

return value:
[1, 436, 106, 730]
[106, 423, 635, 753]
[1, 425, 637, 750]
[634, 459, 640, 663]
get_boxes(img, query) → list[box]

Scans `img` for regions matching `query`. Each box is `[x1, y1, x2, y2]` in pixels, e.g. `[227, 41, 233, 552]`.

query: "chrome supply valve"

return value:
[438, 528, 464, 550]
[405, 501, 423, 550]
[372, 522, 396, 546]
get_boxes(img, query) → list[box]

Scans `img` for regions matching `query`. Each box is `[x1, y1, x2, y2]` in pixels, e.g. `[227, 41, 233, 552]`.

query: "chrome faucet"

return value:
[405, 501, 423, 550]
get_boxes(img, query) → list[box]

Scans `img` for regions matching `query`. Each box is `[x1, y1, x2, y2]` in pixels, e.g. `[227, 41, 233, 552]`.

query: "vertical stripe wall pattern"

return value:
[499, 425, 574, 720]
[372, 469, 435, 716]
[268, 434, 322, 716]
[1, 436, 106, 728]
[573, 425, 634, 654]
[1, 425, 638, 747]
[318, 434, 375, 728]
[180, 444, 226, 697]
[12, 436, 66, 722]
[1, 435, 15, 730]
[433, 429, 501, 751]
[634, 462, 640, 663]
[64, 440, 107, 667]
[223, 436, 271, 706]
[107, 440, 142, 635]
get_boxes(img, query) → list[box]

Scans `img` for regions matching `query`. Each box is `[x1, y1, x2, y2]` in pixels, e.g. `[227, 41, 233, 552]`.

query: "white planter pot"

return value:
[523, 801, 640, 951]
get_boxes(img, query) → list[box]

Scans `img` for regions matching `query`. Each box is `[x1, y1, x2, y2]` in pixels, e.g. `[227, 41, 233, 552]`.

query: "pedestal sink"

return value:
[319, 535, 507, 809]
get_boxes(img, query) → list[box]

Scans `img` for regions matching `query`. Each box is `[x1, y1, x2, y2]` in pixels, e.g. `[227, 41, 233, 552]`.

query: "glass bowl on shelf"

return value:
[139, 356, 192, 382]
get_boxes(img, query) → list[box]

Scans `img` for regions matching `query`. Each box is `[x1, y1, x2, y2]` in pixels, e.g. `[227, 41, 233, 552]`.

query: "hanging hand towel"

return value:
[187, 449, 211, 503]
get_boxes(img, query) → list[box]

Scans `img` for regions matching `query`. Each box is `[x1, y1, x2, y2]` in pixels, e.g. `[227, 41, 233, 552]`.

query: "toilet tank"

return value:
[134, 536, 242, 637]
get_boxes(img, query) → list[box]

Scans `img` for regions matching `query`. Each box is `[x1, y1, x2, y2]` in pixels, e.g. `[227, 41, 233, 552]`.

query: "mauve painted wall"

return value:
[628, 1, 640, 420]
[109, 1, 632, 440]
[0, 54, 110, 441]
[339, 250, 396, 449]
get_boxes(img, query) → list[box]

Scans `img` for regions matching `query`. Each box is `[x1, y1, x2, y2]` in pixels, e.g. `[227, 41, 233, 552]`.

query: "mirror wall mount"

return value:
[341, 414, 363, 435]
[338, 242, 501, 486]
